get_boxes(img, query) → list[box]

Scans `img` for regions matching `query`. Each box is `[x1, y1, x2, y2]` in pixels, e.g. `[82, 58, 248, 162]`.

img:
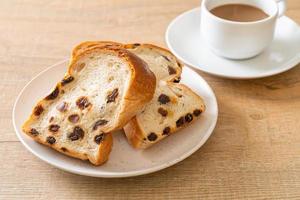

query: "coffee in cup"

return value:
[210, 4, 269, 22]
[200, 0, 287, 60]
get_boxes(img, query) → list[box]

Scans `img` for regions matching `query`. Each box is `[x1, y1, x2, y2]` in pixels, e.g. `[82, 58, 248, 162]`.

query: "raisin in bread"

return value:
[124, 82, 205, 149]
[124, 43, 182, 82]
[72, 42, 205, 149]
[72, 42, 182, 83]
[22, 45, 156, 165]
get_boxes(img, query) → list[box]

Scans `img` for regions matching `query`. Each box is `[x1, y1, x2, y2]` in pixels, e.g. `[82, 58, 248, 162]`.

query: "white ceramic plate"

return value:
[166, 8, 300, 79]
[13, 60, 218, 178]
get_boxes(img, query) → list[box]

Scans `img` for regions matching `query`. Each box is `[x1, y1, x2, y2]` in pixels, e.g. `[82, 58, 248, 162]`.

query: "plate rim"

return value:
[165, 7, 300, 79]
[12, 59, 218, 178]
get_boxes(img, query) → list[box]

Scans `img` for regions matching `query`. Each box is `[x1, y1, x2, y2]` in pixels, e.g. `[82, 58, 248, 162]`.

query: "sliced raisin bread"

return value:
[72, 42, 205, 149]
[22, 46, 156, 165]
[72, 42, 182, 83]
[124, 43, 182, 82]
[124, 82, 205, 149]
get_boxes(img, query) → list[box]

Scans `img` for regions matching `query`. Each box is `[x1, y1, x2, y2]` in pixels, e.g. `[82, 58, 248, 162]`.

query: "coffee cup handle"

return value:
[275, 0, 286, 18]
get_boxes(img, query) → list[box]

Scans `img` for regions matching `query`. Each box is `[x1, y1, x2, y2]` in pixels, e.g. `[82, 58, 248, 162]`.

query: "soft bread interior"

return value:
[23, 51, 132, 163]
[125, 82, 205, 149]
[72, 42, 182, 82]
[126, 44, 181, 82]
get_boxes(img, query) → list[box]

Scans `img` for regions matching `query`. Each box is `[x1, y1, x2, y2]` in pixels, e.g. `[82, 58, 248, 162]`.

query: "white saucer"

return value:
[166, 8, 300, 79]
[13, 60, 218, 178]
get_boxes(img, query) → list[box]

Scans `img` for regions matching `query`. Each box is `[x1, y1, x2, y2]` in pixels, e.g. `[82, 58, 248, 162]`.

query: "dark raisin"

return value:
[61, 147, 68, 152]
[68, 126, 84, 141]
[143, 138, 146, 141]
[33, 105, 44, 116]
[93, 119, 108, 130]
[132, 43, 141, 48]
[185, 113, 193, 123]
[173, 77, 181, 83]
[45, 86, 59, 100]
[147, 132, 157, 141]
[29, 128, 39, 136]
[46, 136, 56, 144]
[76, 96, 90, 110]
[158, 107, 168, 117]
[158, 94, 170, 104]
[177, 61, 182, 68]
[193, 109, 202, 117]
[56, 102, 68, 112]
[176, 117, 185, 127]
[49, 116, 54, 123]
[162, 55, 170, 62]
[168, 66, 176, 75]
[68, 114, 80, 123]
[162, 127, 171, 135]
[100, 105, 105, 111]
[94, 133, 105, 144]
[61, 76, 74, 86]
[48, 124, 60, 132]
[106, 88, 119, 103]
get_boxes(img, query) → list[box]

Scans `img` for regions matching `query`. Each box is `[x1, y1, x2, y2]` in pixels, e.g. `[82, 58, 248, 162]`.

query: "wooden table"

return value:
[1, 0, 299, 199]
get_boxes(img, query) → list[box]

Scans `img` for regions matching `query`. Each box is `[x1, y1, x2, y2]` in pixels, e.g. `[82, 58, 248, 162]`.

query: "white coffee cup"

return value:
[200, 0, 286, 59]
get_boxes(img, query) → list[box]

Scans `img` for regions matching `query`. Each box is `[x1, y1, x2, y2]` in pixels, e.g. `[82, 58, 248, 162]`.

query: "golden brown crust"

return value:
[72, 41, 122, 58]
[89, 134, 113, 165]
[113, 48, 156, 130]
[123, 117, 146, 148]
[22, 43, 156, 165]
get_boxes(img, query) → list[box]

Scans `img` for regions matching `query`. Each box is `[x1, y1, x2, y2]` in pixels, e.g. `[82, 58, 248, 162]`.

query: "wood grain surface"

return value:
[0, 0, 299, 199]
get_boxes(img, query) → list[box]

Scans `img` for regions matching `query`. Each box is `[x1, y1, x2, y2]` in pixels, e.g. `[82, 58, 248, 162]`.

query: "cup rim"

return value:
[202, 0, 278, 25]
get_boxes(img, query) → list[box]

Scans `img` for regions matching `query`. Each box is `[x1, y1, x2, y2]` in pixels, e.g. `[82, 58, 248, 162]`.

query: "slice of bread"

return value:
[72, 42, 182, 83]
[22, 45, 156, 165]
[72, 41, 205, 149]
[124, 82, 205, 149]
[124, 43, 182, 82]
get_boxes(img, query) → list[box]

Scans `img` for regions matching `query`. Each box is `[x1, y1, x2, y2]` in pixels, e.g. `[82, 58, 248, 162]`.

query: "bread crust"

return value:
[72, 41, 183, 82]
[73, 42, 199, 150]
[124, 82, 206, 149]
[24, 131, 113, 165]
[72, 41, 122, 58]
[69, 45, 156, 131]
[22, 44, 155, 165]
[123, 117, 146, 148]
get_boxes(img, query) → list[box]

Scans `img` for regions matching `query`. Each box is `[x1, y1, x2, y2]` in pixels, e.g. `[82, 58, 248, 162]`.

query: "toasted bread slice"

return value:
[22, 45, 156, 165]
[124, 82, 205, 149]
